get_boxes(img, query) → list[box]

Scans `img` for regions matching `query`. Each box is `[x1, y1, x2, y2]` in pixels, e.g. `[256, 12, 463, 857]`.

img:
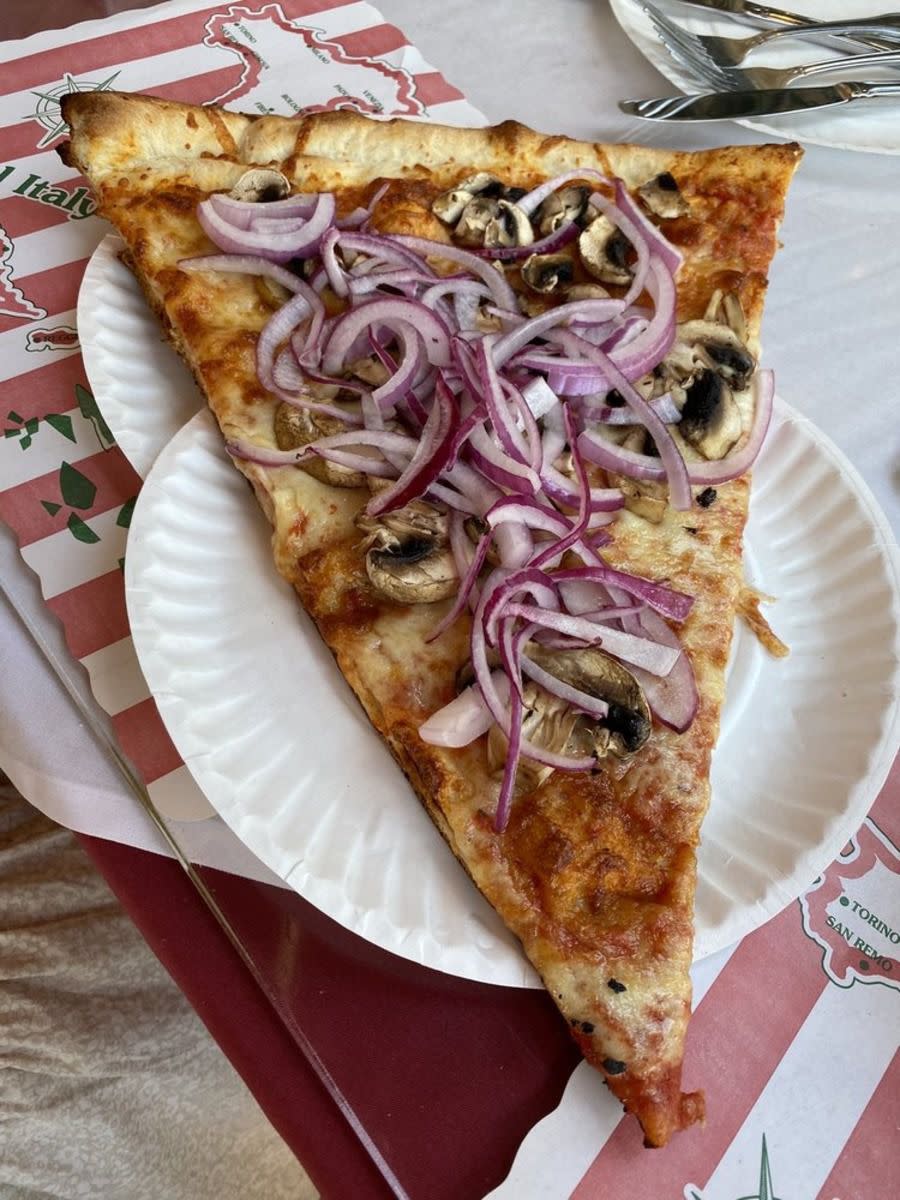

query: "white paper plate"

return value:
[124, 402, 900, 986]
[610, 0, 900, 154]
[78, 234, 200, 480]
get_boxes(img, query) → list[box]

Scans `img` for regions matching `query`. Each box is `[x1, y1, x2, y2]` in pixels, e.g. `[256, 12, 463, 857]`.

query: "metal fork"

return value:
[644, 2, 900, 90]
[675, 15, 900, 67]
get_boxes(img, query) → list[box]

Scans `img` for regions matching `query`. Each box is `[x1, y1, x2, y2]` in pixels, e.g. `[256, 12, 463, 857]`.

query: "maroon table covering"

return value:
[77, 832, 581, 1199]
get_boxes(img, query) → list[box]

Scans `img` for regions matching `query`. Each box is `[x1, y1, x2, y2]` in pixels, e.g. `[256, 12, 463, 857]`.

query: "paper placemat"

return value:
[0, 3, 898, 1196]
[0, 0, 482, 826]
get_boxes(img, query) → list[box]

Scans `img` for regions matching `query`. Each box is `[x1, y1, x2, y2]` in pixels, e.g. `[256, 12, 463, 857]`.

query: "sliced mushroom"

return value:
[346, 355, 391, 387]
[637, 172, 689, 220]
[578, 214, 633, 287]
[676, 319, 755, 390]
[273, 403, 368, 488]
[535, 185, 593, 237]
[455, 195, 501, 246]
[678, 369, 743, 461]
[521, 252, 576, 294]
[356, 500, 457, 604]
[484, 199, 535, 251]
[526, 644, 652, 758]
[229, 168, 291, 204]
[487, 683, 580, 790]
[432, 172, 502, 225]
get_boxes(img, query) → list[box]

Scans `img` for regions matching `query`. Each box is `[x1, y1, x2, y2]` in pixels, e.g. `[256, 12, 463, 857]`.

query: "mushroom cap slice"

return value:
[637, 172, 689, 220]
[535, 185, 592, 237]
[578, 214, 633, 287]
[526, 644, 652, 758]
[521, 252, 576, 294]
[433, 173, 506, 228]
[677, 320, 756, 390]
[678, 369, 743, 461]
[273, 402, 367, 488]
[454, 195, 501, 246]
[357, 501, 458, 604]
[230, 168, 291, 203]
[484, 199, 535, 250]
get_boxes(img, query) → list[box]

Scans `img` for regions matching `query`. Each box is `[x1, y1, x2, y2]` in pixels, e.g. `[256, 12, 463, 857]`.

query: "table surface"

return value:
[2, 3, 899, 1199]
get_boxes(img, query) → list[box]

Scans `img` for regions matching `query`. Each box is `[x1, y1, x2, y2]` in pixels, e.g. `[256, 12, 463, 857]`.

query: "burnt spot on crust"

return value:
[602, 1058, 627, 1075]
[696, 487, 718, 508]
[607, 978, 627, 993]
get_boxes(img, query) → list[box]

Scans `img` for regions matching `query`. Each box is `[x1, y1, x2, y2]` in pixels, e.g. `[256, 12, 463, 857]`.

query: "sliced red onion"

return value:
[487, 496, 572, 539]
[468, 424, 541, 495]
[208, 191, 319, 229]
[256, 284, 320, 392]
[427, 529, 492, 644]
[366, 377, 458, 515]
[494, 684, 524, 832]
[389, 234, 520, 313]
[519, 655, 609, 720]
[322, 297, 452, 377]
[371, 324, 428, 414]
[531, 406, 591, 570]
[339, 232, 438, 275]
[586, 189, 653, 310]
[311, 447, 398, 477]
[418, 681, 495, 748]
[553, 332, 692, 510]
[507, 603, 680, 676]
[552, 565, 693, 623]
[613, 179, 683, 277]
[320, 227, 348, 297]
[539, 455, 624, 514]
[628, 608, 698, 732]
[579, 391, 681, 426]
[478, 338, 532, 467]
[609, 257, 677, 381]
[482, 567, 560, 646]
[198, 193, 336, 262]
[470, 571, 594, 776]
[478, 219, 579, 263]
[493, 520, 534, 569]
[579, 369, 775, 489]
[491, 298, 625, 370]
[515, 168, 611, 217]
[521, 376, 560, 422]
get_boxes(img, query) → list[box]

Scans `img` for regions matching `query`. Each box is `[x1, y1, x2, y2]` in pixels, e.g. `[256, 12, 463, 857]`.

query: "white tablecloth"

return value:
[2, 0, 898, 873]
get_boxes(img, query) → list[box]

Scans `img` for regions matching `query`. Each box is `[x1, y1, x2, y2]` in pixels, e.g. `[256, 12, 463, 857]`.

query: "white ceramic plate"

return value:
[610, 0, 900, 154]
[123, 402, 900, 986]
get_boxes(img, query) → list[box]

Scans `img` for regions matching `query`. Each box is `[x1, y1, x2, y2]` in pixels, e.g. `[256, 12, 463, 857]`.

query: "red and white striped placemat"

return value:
[0, 3, 897, 1196]
[0, 0, 482, 822]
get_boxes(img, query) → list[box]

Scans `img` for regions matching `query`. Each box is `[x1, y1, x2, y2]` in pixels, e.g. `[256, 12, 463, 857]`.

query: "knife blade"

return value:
[620, 80, 900, 121]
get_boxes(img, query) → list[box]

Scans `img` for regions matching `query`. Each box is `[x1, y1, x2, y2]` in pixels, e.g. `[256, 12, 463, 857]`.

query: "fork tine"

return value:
[640, 2, 733, 89]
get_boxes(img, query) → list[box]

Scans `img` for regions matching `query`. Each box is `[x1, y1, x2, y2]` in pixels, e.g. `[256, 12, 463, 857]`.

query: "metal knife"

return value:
[620, 80, 900, 121]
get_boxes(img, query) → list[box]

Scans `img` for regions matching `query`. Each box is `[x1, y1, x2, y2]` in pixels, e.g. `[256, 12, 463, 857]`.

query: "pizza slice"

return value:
[61, 91, 800, 1147]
